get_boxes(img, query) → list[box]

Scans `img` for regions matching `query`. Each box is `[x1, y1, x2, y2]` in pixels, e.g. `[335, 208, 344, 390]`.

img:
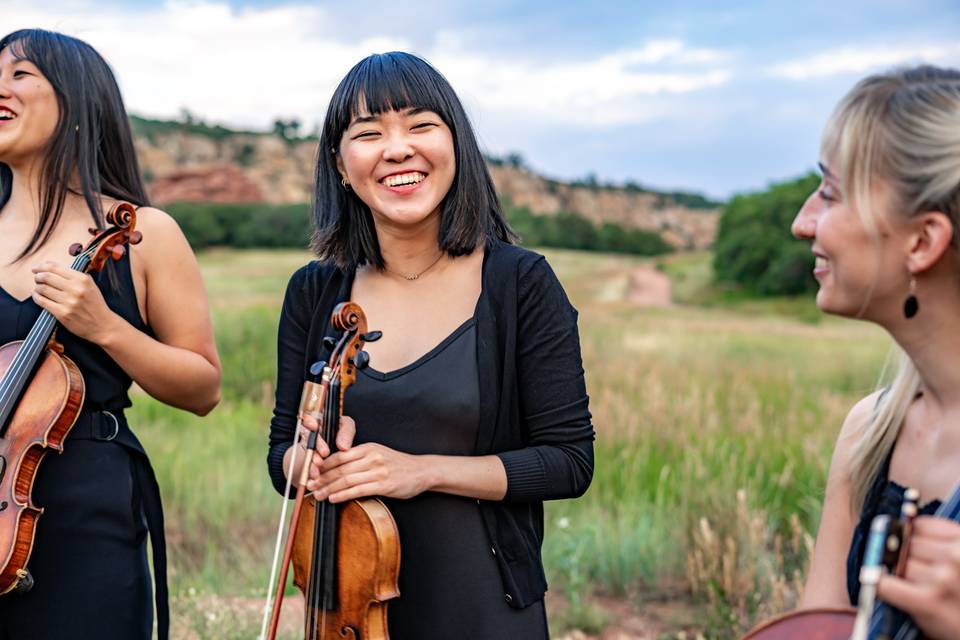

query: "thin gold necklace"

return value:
[384, 252, 444, 281]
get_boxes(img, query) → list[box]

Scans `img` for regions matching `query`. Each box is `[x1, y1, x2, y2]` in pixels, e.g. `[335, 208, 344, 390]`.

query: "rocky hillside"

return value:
[133, 117, 720, 249]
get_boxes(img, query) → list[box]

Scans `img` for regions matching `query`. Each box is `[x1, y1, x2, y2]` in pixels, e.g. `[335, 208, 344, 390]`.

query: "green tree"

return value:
[713, 173, 820, 296]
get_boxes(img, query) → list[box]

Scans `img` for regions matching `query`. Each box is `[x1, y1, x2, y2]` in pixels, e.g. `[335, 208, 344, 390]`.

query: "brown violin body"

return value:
[292, 496, 400, 639]
[742, 607, 855, 639]
[0, 202, 139, 597]
[0, 340, 85, 595]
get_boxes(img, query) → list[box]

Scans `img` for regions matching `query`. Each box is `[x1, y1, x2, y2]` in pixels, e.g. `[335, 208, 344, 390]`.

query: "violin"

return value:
[741, 608, 855, 639]
[263, 302, 400, 640]
[742, 488, 935, 640]
[0, 202, 142, 595]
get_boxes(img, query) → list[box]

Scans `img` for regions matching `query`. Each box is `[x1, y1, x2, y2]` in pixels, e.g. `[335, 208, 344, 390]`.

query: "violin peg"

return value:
[361, 331, 383, 343]
[110, 245, 126, 260]
[68, 243, 83, 256]
[88, 227, 100, 236]
[322, 336, 338, 353]
[352, 351, 370, 370]
[309, 361, 327, 377]
[128, 230, 143, 245]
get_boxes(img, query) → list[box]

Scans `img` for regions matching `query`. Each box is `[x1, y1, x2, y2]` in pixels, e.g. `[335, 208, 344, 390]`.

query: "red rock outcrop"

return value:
[149, 164, 264, 204]
[134, 126, 718, 248]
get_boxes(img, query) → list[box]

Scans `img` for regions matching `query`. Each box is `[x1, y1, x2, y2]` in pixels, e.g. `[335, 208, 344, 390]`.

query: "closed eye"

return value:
[412, 122, 438, 131]
[818, 187, 837, 203]
[12, 70, 32, 79]
[352, 131, 380, 140]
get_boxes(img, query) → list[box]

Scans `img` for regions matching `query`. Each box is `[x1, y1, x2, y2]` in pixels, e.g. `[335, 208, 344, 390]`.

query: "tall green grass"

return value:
[137, 249, 891, 638]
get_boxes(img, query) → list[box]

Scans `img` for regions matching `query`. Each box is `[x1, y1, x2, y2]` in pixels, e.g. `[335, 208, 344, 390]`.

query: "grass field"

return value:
[132, 248, 893, 638]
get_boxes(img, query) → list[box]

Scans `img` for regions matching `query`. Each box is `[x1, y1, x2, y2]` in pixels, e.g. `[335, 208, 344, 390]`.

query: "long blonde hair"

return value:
[822, 66, 960, 513]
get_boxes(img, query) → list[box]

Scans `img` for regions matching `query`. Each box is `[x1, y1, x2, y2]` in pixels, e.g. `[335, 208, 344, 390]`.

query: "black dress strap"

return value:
[846, 448, 895, 604]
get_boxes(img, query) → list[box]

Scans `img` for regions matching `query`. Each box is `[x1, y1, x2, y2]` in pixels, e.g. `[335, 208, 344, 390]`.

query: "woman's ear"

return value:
[906, 210, 954, 275]
[334, 150, 347, 183]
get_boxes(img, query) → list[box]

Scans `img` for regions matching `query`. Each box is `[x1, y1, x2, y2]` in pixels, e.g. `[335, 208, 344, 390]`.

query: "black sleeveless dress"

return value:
[346, 318, 549, 639]
[846, 448, 942, 605]
[0, 253, 167, 640]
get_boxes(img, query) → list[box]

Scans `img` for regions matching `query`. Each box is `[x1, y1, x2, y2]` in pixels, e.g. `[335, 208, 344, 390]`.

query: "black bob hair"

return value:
[312, 51, 515, 269]
[0, 29, 148, 261]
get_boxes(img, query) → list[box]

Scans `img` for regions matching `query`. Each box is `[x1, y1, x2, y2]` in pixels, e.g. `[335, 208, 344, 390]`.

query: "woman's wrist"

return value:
[418, 454, 507, 501]
[416, 454, 442, 494]
[88, 309, 126, 348]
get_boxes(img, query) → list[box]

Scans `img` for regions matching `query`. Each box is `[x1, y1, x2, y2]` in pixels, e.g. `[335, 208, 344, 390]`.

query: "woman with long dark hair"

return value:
[794, 66, 960, 637]
[267, 52, 594, 637]
[0, 29, 221, 639]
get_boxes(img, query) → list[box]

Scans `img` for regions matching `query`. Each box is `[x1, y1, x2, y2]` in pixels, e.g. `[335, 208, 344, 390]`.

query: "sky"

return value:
[5, 0, 960, 199]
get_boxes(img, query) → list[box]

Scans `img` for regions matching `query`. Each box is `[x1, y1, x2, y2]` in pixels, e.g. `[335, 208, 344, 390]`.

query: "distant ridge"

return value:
[131, 115, 720, 249]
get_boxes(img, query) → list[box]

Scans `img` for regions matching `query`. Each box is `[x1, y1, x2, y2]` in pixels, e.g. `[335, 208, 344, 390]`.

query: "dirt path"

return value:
[626, 265, 673, 307]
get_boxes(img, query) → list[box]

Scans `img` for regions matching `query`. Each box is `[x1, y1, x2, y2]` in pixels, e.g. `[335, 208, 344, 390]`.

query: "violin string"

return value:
[308, 361, 338, 640]
[0, 250, 88, 399]
[313, 365, 340, 640]
[317, 366, 342, 640]
[0, 251, 90, 428]
[316, 373, 334, 640]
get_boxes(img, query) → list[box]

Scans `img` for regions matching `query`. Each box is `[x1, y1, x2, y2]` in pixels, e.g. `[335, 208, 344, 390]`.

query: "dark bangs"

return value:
[0, 29, 147, 260]
[312, 51, 514, 269]
[325, 53, 454, 144]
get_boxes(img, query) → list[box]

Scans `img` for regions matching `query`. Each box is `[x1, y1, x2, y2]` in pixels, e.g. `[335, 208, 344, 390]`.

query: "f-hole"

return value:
[0, 455, 6, 512]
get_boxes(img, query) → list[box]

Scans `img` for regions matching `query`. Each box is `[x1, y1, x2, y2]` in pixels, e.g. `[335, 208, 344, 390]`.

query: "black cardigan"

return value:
[266, 240, 595, 608]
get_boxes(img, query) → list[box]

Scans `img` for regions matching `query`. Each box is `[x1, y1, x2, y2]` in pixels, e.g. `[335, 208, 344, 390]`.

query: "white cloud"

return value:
[421, 39, 733, 127]
[4, 0, 732, 129]
[768, 43, 960, 80]
[6, 0, 409, 127]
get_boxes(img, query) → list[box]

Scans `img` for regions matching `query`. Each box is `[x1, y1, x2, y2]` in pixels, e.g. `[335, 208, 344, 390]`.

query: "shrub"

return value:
[713, 174, 819, 296]
[165, 203, 311, 250]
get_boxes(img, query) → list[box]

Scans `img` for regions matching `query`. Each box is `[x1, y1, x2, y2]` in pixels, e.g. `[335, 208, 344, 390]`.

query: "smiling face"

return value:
[336, 105, 455, 232]
[792, 162, 912, 321]
[0, 43, 59, 168]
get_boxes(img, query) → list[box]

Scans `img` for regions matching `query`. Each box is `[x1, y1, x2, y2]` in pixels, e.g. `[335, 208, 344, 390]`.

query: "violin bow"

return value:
[260, 338, 349, 640]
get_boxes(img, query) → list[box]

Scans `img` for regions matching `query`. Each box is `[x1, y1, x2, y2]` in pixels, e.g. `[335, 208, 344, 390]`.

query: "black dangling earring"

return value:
[904, 276, 919, 319]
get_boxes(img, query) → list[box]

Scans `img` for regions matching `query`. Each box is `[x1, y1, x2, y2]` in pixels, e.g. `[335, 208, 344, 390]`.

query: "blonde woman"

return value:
[792, 66, 960, 638]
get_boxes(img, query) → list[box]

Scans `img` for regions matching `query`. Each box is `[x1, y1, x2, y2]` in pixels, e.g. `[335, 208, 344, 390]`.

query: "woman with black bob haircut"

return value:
[268, 52, 594, 637]
[312, 50, 511, 267]
[0, 29, 221, 639]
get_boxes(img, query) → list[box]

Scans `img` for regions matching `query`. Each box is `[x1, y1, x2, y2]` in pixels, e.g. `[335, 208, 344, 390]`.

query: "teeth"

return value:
[815, 256, 828, 268]
[0, 108, 15, 119]
[383, 172, 425, 187]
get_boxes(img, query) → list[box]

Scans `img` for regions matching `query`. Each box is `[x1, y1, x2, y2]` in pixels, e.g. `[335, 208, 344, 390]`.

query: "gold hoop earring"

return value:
[341, 178, 351, 191]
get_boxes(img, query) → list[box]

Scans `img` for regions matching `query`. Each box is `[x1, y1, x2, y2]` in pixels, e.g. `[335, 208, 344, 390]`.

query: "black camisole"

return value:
[345, 318, 548, 638]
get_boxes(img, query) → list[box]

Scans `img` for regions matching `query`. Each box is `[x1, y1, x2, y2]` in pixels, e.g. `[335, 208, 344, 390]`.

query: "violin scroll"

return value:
[330, 302, 371, 390]
[82, 202, 141, 273]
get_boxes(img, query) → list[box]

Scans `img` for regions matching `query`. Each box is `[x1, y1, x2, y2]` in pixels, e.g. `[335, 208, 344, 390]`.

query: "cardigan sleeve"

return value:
[266, 265, 313, 496]
[496, 256, 595, 502]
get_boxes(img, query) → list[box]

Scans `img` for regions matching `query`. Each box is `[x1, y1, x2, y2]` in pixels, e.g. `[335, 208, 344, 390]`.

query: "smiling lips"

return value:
[813, 253, 830, 278]
[380, 171, 427, 191]
[0, 107, 16, 121]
